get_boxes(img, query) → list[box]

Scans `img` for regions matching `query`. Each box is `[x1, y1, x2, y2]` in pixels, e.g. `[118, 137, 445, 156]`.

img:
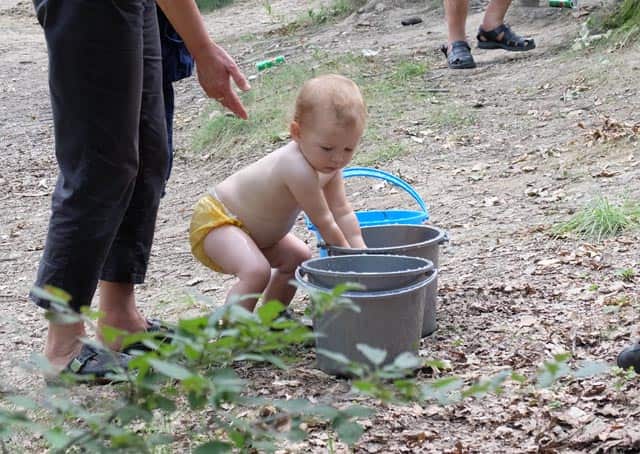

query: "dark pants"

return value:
[32, 0, 169, 311]
[163, 81, 175, 182]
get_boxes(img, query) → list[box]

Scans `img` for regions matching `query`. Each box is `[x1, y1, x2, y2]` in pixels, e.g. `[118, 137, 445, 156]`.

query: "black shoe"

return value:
[47, 344, 132, 386]
[441, 40, 476, 69]
[617, 340, 640, 373]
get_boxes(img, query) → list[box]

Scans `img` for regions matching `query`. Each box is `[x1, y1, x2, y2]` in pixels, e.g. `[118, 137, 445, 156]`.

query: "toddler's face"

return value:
[294, 112, 363, 174]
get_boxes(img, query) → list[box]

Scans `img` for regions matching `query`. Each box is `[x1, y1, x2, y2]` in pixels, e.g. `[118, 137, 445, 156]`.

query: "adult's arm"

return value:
[156, 0, 250, 119]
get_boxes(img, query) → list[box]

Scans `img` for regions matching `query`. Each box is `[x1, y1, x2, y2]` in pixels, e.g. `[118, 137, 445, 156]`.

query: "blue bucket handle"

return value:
[342, 167, 428, 216]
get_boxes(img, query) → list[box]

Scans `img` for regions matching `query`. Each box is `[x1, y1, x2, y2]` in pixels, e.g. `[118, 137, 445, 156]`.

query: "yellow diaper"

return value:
[189, 194, 245, 271]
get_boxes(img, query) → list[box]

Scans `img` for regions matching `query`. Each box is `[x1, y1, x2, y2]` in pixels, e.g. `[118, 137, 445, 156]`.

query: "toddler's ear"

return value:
[289, 121, 301, 142]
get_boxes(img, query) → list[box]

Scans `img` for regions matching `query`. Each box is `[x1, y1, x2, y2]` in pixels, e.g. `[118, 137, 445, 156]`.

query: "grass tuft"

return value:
[193, 53, 433, 162]
[553, 196, 640, 241]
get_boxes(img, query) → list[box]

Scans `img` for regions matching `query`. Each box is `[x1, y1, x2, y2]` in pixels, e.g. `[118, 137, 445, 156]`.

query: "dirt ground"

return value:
[1, 0, 639, 452]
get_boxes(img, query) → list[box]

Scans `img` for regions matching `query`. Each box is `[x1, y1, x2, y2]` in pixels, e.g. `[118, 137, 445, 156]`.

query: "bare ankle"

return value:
[45, 322, 85, 369]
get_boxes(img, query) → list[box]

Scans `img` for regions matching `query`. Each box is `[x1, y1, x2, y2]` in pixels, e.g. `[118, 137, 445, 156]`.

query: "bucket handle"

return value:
[343, 167, 428, 216]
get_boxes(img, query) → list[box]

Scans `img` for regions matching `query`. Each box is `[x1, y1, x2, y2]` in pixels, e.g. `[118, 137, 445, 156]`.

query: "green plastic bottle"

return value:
[548, 0, 576, 7]
[256, 55, 286, 72]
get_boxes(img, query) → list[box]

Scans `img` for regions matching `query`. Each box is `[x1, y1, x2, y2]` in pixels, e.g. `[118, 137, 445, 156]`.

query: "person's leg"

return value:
[444, 0, 469, 48]
[477, 0, 535, 51]
[261, 234, 312, 307]
[481, 0, 512, 31]
[98, 0, 169, 346]
[442, 0, 475, 69]
[32, 0, 150, 366]
[202, 226, 271, 312]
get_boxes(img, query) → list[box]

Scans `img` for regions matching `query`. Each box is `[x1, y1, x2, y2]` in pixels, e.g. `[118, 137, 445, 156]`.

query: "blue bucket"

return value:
[305, 167, 429, 255]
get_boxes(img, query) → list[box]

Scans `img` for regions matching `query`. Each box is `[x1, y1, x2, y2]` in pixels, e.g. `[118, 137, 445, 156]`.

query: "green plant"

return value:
[616, 267, 636, 282]
[391, 61, 428, 82]
[605, 0, 640, 31]
[553, 196, 640, 241]
[1, 286, 614, 452]
[355, 142, 406, 166]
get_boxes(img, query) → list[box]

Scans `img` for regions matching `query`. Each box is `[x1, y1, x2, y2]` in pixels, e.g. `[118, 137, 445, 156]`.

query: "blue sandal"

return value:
[477, 24, 535, 51]
[440, 40, 476, 69]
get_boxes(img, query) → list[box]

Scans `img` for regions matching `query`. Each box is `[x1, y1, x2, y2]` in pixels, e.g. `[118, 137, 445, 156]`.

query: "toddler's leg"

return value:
[262, 234, 312, 307]
[202, 225, 270, 311]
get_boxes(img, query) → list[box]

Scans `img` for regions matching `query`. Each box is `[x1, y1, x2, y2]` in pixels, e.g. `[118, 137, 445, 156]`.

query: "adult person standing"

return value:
[31, 0, 250, 381]
[441, 0, 536, 69]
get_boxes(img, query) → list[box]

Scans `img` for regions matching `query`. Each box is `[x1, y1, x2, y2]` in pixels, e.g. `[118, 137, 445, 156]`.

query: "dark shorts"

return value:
[31, 0, 169, 311]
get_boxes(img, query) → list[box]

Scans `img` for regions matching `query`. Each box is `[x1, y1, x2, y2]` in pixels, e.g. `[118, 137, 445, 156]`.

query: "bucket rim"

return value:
[295, 267, 438, 298]
[327, 224, 446, 254]
[300, 254, 434, 279]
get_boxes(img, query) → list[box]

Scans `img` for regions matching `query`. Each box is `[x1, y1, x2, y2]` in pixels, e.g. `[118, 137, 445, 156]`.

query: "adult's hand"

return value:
[156, 0, 250, 119]
[194, 43, 250, 120]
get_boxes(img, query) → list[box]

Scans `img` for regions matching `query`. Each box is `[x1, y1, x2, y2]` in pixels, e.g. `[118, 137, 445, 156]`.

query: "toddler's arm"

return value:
[286, 169, 350, 248]
[323, 173, 366, 249]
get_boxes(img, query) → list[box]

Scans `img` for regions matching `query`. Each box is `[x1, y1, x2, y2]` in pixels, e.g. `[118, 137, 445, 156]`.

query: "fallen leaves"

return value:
[579, 116, 640, 145]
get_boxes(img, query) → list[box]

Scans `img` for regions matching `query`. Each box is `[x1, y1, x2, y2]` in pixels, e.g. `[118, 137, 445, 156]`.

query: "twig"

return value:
[422, 88, 450, 93]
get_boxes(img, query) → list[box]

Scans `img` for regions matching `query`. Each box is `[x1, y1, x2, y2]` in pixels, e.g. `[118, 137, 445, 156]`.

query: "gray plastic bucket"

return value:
[326, 224, 446, 266]
[300, 254, 433, 292]
[296, 268, 438, 376]
[326, 224, 446, 337]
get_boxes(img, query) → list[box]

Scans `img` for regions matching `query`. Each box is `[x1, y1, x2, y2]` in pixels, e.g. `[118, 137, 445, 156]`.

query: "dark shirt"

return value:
[157, 9, 194, 84]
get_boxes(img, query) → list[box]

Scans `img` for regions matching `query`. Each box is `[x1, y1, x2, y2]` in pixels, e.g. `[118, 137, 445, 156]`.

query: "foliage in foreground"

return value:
[0, 286, 617, 452]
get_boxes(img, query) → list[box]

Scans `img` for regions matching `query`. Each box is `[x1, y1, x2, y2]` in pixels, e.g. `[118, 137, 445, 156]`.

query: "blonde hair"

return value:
[293, 74, 367, 130]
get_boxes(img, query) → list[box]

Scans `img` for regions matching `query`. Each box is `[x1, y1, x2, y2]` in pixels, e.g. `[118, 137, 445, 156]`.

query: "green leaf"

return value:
[342, 405, 375, 418]
[356, 344, 386, 366]
[334, 419, 364, 446]
[116, 405, 152, 424]
[7, 395, 40, 410]
[392, 352, 421, 370]
[194, 441, 233, 454]
[352, 380, 376, 394]
[286, 427, 307, 442]
[257, 300, 285, 324]
[100, 325, 126, 344]
[262, 354, 288, 370]
[272, 398, 312, 414]
[30, 285, 71, 305]
[148, 433, 175, 446]
[44, 310, 82, 325]
[316, 348, 351, 365]
[423, 359, 451, 370]
[510, 372, 527, 383]
[43, 427, 71, 449]
[430, 376, 462, 389]
[306, 404, 340, 419]
[147, 359, 192, 380]
[229, 430, 247, 448]
[152, 395, 177, 413]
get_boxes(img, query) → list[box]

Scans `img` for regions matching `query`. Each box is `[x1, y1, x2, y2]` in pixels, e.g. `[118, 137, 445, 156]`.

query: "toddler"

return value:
[190, 74, 367, 311]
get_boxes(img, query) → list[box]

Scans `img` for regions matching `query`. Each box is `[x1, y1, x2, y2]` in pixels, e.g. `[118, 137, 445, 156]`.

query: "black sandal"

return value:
[440, 40, 476, 69]
[617, 340, 640, 373]
[122, 318, 175, 354]
[477, 24, 535, 51]
[52, 344, 132, 385]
